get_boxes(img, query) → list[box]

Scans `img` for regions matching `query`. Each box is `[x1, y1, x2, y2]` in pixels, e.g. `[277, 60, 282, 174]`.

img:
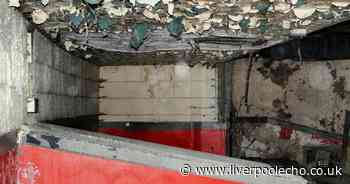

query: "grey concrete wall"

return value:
[0, 2, 29, 135]
[27, 31, 99, 123]
[233, 59, 350, 161]
[0, 3, 99, 135]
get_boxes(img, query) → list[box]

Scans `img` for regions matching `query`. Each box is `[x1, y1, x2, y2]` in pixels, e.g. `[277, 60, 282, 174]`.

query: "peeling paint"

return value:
[257, 60, 300, 88]
[333, 76, 346, 99]
[31, 9, 49, 25]
[12, 0, 350, 59]
[234, 59, 350, 162]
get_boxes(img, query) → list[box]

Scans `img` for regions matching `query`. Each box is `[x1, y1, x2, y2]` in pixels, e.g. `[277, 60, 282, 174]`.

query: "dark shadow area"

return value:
[42, 115, 99, 132]
[260, 20, 350, 61]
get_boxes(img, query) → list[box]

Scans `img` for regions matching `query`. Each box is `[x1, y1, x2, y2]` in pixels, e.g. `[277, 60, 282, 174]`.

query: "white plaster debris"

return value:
[31, 9, 49, 24]
[162, 0, 172, 4]
[290, 0, 299, 6]
[10, 0, 350, 40]
[293, 6, 316, 19]
[275, 2, 291, 13]
[8, 0, 20, 7]
[194, 11, 212, 22]
[143, 9, 161, 21]
[59, 6, 77, 14]
[85, 54, 93, 59]
[130, 0, 160, 6]
[332, 1, 350, 8]
[210, 17, 223, 24]
[109, 7, 129, 17]
[248, 16, 259, 28]
[103, 1, 129, 17]
[316, 5, 331, 13]
[290, 28, 307, 37]
[183, 19, 196, 33]
[168, 2, 175, 15]
[241, 4, 253, 14]
[300, 19, 312, 26]
[197, 21, 211, 33]
[64, 41, 79, 51]
[228, 15, 243, 22]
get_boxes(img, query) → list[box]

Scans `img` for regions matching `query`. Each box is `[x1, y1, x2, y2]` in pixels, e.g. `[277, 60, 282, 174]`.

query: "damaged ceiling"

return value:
[10, 0, 350, 65]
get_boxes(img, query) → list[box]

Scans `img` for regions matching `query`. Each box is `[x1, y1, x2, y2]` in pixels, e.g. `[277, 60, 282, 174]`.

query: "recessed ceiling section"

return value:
[13, 0, 350, 64]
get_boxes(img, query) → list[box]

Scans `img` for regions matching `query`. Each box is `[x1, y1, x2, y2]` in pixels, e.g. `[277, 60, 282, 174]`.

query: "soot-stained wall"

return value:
[233, 59, 350, 162]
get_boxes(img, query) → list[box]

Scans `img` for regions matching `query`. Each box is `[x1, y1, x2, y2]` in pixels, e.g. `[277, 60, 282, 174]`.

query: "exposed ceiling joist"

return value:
[62, 31, 263, 53]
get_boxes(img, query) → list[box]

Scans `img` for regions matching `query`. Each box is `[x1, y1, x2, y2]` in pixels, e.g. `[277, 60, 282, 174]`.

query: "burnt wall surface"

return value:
[233, 59, 350, 162]
[27, 31, 99, 124]
[0, 2, 29, 135]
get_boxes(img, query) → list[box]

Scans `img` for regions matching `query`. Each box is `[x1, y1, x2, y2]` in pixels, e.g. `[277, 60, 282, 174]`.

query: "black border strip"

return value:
[99, 121, 226, 130]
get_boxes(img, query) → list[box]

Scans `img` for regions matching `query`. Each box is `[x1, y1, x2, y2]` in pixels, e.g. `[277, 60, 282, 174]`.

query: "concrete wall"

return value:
[233, 59, 350, 161]
[0, 2, 100, 135]
[27, 31, 99, 123]
[0, 2, 29, 135]
[99, 65, 218, 122]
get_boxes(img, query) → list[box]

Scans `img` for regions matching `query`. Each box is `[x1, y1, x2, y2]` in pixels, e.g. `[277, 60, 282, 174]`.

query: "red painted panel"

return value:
[279, 128, 293, 140]
[98, 128, 226, 155]
[311, 134, 343, 145]
[17, 145, 243, 184]
[0, 149, 17, 184]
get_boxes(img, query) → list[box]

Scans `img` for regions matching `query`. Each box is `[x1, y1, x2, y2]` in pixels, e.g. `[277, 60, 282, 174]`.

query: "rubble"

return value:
[31, 9, 49, 25]
[9, 0, 350, 52]
[130, 0, 160, 7]
[293, 6, 316, 19]
[332, 1, 350, 8]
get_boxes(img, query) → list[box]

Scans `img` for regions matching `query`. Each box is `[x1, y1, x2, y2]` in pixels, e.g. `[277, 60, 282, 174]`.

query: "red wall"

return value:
[17, 145, 242, 184]
[0, 149, 17, 184]
[99, 128, 226, 155]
